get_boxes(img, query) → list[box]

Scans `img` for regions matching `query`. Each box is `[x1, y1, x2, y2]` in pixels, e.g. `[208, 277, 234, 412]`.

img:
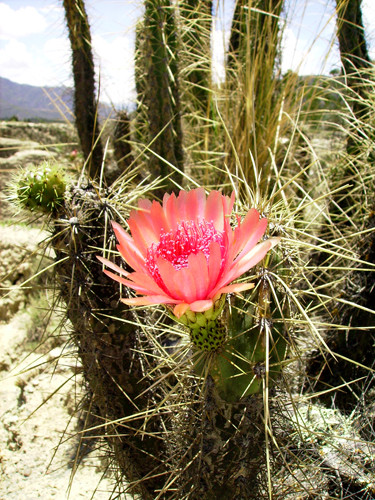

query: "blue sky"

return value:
[0, 1, 374, 107]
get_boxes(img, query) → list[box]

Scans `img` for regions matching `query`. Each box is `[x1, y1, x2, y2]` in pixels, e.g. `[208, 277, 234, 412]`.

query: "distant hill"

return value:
[0, 77, 75, 121]
[0, 77, 113, 122]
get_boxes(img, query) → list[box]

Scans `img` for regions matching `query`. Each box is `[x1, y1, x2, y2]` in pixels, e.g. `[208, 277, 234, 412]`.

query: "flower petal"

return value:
[150, 199, 170, 233]
[231, 237, 280, 281]
[189, 299, 214, 312]
[173, 303, 190, 318]
[127, 208, 160, 255]
[210, 238, 280, 296]
[96, 255, 129, 277]
[205, 190, 225, 231]
[121, 295, 178, 306]
[213, 282, 255, 296]
[176, 190, 189, 222]
[223, 191, 235, 216]
[207, 241, 224, 291]
[174, 266, 197, 302]
[185, 187, 207, 222]
[233, 212, 268, 263]
[156, 258, 184, 300]
[101, 268, 167, 296]
[126, 196, 169, 253]
[127, 271, 169, 295]
[112, 221, 147, 272]
[163, 192, 178, 229]
[138, 198, 152, 211]
[187, 252, 209, 300]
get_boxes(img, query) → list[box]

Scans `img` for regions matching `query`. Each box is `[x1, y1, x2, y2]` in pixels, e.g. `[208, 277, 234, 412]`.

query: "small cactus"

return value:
[15, 162, 67, 213]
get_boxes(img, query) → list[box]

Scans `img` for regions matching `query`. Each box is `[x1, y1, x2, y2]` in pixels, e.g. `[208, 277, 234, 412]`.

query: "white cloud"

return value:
[0, 0, 137, 106]
[362, 0, 375, 30]
[0, 36, 71, 87]
[44, 36, 70, 65]
[0, 39, 29, 71]
[43, 37, 72, 85]
[0, 3, 48, 40]
[281, 26, 307, 74]
[280, 0, 341, 75]
[4, 0, 373, 106]
[0, 2, 70, 87]
[362, 0, 375, 59]
[92, 34, 136, 106]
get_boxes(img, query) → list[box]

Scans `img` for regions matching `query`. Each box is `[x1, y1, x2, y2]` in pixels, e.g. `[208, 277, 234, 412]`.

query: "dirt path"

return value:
[0, 342, 113, 499]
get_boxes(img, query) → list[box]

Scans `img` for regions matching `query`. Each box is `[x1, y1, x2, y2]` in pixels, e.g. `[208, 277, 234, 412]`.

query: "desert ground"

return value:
[0, 121, 118, 499]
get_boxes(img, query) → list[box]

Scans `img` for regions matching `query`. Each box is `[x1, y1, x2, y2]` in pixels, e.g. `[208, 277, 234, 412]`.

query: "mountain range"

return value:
[0, 77, 76, 121]
[0, 77, 112, 122]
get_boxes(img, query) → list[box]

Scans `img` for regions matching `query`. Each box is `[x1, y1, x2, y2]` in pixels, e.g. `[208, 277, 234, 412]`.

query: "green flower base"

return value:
[176, 295, 227, 351]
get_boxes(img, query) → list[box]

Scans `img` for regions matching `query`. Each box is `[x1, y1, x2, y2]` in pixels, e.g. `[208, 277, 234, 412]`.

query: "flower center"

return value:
[145, 220, 225, 284]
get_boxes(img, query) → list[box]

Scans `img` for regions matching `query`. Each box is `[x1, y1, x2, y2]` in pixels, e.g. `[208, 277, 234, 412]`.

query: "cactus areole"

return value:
[98, 188, 280, 352]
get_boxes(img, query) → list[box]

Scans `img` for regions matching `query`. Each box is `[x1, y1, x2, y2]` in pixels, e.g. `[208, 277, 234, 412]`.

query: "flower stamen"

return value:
[145, 220, 225, 288]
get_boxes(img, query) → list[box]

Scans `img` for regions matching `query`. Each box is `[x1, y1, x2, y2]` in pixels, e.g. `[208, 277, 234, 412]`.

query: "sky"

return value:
[1, 0, 375, 107]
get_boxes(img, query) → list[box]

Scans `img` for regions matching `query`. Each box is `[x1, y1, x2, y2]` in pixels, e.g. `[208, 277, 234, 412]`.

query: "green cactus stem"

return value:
[192, 257, 287, 402]
[139, 0, 184, 191]
[209, 282, 287, 402]
[179, 0, 213, 119]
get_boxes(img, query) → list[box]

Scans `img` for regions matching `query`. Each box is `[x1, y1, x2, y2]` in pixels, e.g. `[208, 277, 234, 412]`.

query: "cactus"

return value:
[112, 110, 133, 171]
[51, 184, 171, 498]
[13, 0, 375, 498]
[335, 0, 372, 127]
[178, 0, 213, 128]
[63, 0, 103, 179]
[15, 161, 67, 213]
[137, 0, 184, 192]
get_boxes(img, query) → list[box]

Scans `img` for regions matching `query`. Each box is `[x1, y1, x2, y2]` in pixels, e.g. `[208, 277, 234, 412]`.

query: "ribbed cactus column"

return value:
[178, 0, 213, 119]
[178, 0, 216, 168]
[140, 0, 184, 191]
[63, 0, 103, 179]
[189, 265, 287, 403]
[168, 375, 266, 499]
[168, 253, 287, 498]
[97, 187, 286, 498]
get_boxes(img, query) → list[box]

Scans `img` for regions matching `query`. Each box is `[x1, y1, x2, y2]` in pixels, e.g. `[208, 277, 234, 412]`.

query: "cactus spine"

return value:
[178, 0, 213, 121]
[19, 0, 375, 497]
[52, 186, 170, 498]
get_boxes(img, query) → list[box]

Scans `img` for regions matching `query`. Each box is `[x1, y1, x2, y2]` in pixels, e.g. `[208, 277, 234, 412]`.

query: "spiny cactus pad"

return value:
[16, 162, 67, 213]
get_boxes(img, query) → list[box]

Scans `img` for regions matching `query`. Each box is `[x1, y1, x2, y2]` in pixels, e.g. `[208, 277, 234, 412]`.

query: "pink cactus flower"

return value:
[98, 188, 280, 318]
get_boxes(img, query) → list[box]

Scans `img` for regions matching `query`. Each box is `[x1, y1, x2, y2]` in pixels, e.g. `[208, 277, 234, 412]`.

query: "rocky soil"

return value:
[0, 122, 121, 499]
